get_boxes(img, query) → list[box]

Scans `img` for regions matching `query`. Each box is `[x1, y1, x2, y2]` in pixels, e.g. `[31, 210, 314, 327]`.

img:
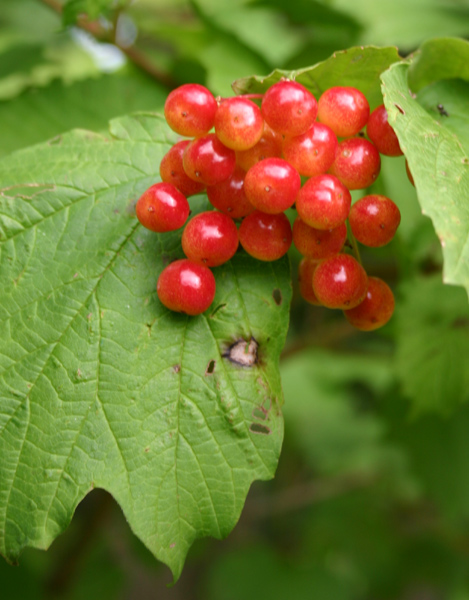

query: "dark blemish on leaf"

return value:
[173, 364, 181, 373]
[437, 104, 449, 117]
[394, 104, 405, 115]
[452, 317, 469, 329]
[144, 447, 150, 453]
[462, 158, 469, 165]
[223, 338, 258, 367]
[250, 423, 271, 435]
[205, 360, 216, 375]
[210, 303, 227, 318]
[272, 289, 282, 305]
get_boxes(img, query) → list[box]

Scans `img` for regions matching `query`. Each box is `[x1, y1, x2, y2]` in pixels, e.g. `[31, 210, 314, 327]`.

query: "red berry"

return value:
[182, 211, 239, 267]
[313, 254, 368, 309]
[366, 104, 403, 157]
[296, 174, 351, 230]
[206, 166, 254, 219]
[349, 194, 401, 247]
[244, 158, 301, 214]
[239, 211, 292, 261]
[283, 123, 338, 177]
[261, 80, 318, 137]
[293, 218, 347, 260]
[298, 257, 322, 305]
[164, 84, 217, 137]
[236, 124, 283, 171]
[317, 86, 369, 138]
[135, 182, 189, 233]
[157, 259, 216, 315]
[159, 140, 205, 197]
[329, 138, 381, 190]
[343, 276, 395, 330]
[215, 97, 264, 151]
[183, 134, 236, 186]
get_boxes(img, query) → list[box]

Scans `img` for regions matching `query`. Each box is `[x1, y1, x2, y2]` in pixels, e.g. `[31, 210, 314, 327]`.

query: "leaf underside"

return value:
[381, 39, 469, 297]
[0, 113, 291, 579]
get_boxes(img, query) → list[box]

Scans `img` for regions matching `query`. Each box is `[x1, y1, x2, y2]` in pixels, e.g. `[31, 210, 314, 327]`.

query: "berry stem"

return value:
[347, 220, 362, 265]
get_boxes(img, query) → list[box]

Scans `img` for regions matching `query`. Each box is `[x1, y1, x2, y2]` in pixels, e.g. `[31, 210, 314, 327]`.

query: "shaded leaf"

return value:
[408, 37, 469, 91]
[395, 276, 469, 414]
[0, 71, 167, 158]
[0, 112, 291, 579]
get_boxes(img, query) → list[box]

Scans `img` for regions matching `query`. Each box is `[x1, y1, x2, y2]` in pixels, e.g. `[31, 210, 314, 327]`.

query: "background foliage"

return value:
[1, 0, 469, 598]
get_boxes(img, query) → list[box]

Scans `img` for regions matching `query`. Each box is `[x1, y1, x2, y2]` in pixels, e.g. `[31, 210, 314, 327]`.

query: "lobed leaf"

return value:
[0, 112, 291, 579]
[381, 40, 469, 297]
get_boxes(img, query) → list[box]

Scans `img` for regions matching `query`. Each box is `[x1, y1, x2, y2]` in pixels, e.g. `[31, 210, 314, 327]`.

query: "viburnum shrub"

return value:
[137, 78, 404, 327]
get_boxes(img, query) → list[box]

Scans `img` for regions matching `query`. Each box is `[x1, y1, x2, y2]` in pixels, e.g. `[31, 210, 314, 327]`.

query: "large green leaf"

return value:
[232, 46, 401, 109]
[381, 41, 469, 296]
[0, 113, 291, 579]
[395, 276, 469, 414]
[0, 71, 167, 158]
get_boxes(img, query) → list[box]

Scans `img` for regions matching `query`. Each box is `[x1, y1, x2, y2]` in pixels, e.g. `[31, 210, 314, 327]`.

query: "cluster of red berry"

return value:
[136, 79, 403, 330]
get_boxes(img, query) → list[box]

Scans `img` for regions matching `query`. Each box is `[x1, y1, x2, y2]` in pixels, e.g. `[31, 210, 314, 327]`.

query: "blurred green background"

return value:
[2, 0, 469, 598]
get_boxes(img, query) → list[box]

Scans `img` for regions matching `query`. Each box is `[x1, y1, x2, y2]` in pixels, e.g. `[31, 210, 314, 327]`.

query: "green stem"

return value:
[347, 220, 362, 264]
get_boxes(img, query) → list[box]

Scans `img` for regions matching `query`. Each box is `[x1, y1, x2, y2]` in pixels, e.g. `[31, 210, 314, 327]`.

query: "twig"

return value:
[39, 0, 176, 88]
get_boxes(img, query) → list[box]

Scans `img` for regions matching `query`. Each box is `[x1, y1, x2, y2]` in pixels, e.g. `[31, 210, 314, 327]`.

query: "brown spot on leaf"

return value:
[223, 338, 258, 367]
[272, 289, 282, 305]
[173, 364, 181, 373]
[394, 104, 405, 115]
[205, 360, 216, 375]
[250, 423, 271, 435]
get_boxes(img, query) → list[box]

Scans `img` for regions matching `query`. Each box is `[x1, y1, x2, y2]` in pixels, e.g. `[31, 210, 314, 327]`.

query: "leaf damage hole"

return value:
[0, 183, 56, 200]
[205, 360, 216, 375]
[252, 406, 269, 421]
[394, 104, 405, 115]
[223, 338, 258, 367]
[210, 303, 227, 317]
[173, 364, 181, 373]
[250, 423, 271, 435]
[272, 288, 282, 305]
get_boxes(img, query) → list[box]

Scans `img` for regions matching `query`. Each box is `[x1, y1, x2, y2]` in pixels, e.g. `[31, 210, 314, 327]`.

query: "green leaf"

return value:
[0, 113, 291, 579]
[395, 275, 469, 414]
[329, 0, 469, 49]
[232, 45, 401, 109]
[381, 47, 469, 296]
[408, 37, 469, 92]
[0, 71, 167, 158]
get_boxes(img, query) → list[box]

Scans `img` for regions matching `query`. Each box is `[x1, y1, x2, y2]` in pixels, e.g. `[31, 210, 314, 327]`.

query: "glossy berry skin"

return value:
[329, 138, 381, 190]
[183, 134, 236, 186]
[349, 194, 401, 247]
[159, 140, 205, 197]
[239, 211, 292, 261]
[135, 182, 190, 232]
[164, 84, 217, 137]
[157, 259, 216, 315]
[317, 86, 369, 138]
[313, 254, 368, 309]
[261, 80, 318, 137]
[293, 218, 347, 260]
[215, 97, 264, 151]
[207, 166, 254, 219]
[236, 125, 283, 172]
[366, 104, 403, 157]
[283, 123, 338, 177]
[296, 174, 351, 230]
[343, 276, 395, 330]
[244, 158, 301, 214]
[298, 257, 322, 305]
[182, 211, 239, 267]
